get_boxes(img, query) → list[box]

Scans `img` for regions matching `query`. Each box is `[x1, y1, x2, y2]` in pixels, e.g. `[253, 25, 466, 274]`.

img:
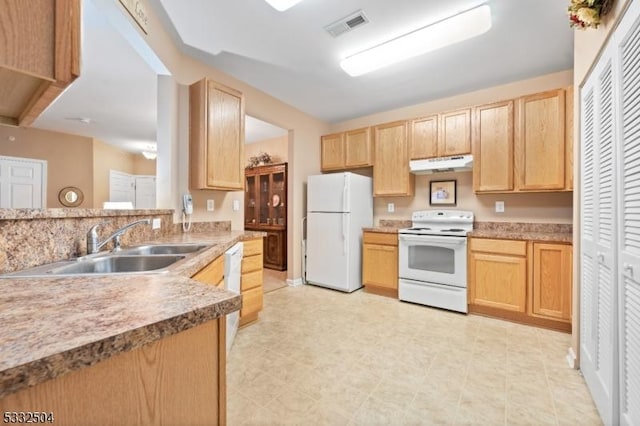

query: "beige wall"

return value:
[245, 136, 288, 164]
[92, 139, 136, 207]
[373, 173, 573, 225]
[110, 0, 328, 281]
[133, 156, 156, 175]
[331, 70, 574, 224]
[0, 126, 94, 208]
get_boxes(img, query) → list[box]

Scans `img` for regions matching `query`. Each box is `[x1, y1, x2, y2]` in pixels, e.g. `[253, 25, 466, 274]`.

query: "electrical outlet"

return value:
[233, 199, 240, 211]
[152, 218, 161, 229]
[495, 201, 505, 213]
[387, 203, 395, 213]
[207, 199, 215, 211]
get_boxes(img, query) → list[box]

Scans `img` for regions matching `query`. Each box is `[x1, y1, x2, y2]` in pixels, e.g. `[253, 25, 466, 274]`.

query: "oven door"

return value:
[398, 234, 467, 287]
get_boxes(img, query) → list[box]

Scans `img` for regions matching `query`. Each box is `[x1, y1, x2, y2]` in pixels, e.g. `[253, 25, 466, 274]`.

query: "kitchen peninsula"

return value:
[0, 215, 262, 425]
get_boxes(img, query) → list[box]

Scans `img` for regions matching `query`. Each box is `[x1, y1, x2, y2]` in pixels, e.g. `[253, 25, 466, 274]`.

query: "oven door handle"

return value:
[399, 235, 467, 245]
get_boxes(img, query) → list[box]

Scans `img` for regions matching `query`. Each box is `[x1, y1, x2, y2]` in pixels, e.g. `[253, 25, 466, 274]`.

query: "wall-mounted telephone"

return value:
[183, 193, 193, 215]
[182, 193, 193, 232]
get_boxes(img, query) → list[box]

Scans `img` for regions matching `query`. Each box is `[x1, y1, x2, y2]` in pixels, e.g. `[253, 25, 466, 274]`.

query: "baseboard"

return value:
[287, 278, 303, 287]
[566, 346, 578, 369]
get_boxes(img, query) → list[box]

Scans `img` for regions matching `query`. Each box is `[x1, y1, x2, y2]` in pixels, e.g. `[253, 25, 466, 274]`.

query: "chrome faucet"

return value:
[86, 219, 151, 254]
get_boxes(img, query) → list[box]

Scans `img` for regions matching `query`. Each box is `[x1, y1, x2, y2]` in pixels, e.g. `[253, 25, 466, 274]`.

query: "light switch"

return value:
[495, 201, 505, 213]
[233, 200, 240, 211]
[387, 203, 395, 213]
[152, 218, 161, 229]
[207, 200, 215, 211]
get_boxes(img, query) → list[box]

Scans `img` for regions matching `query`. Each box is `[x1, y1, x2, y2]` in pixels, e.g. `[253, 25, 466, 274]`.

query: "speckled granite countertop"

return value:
[0, 230, 264, 399]
[469, 222, 573, 243]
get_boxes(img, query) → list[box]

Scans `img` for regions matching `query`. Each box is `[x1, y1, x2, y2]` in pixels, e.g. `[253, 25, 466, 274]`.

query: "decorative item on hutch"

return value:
[568, 0, 615, 29]
[248, 152, 273, 168]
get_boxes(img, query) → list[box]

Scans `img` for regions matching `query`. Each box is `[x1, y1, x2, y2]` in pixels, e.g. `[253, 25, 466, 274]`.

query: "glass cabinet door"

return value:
[271, 171, 285, 227]
[259, 174, 270, 225]
[245, 175, 257, 225]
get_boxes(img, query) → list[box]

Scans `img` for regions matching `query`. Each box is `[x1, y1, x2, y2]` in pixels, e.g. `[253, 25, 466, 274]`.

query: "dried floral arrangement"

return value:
[248, 152, 273, 168]
[568, 0, 614, 29]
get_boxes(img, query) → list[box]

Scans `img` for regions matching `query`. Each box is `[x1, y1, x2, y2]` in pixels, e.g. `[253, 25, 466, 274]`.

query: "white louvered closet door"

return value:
[580, 42, 618, 426]
[617, 1, 640, 424]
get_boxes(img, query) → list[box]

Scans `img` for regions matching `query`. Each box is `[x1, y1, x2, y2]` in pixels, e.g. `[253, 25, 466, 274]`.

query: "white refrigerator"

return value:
[306, 172, 373, 292]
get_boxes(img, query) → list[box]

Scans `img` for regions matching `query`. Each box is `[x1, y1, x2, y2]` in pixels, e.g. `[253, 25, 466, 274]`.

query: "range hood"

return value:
[410, 154, 473, 174]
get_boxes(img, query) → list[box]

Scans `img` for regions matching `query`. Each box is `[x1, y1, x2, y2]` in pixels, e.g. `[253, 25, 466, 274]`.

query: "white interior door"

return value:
[134, 176, 156, 209]
[0, 156, 46, 208]
[617, 3, 640, 423]
[306, 212, 349, 291]
[109, 170, 135, 205]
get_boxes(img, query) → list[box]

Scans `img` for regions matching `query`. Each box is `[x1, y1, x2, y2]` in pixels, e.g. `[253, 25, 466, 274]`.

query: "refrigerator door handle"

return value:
[342, 174, 348, 212]
[342, 213, 347, 255]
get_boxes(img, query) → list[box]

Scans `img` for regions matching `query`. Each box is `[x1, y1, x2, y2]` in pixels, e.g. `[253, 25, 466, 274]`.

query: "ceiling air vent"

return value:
[324, 10, 369, 38]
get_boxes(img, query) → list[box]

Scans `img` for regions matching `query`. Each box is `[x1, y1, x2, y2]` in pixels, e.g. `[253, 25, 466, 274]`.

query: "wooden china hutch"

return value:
[244, 163, 287, 270]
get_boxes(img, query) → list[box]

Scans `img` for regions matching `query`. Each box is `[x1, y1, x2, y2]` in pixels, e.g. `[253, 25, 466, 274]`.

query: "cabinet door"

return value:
[410, 116, 438, 160]
[263, 230, 286, 270]
[531, 243, 572, 321]
[565, 86, 574, 190]
[321, 133, 344, 171]
[373, 121, 414, 197]
[438, 109, 471, 156]
[473, 101, 514, 192]
[0, 0, 81, 126]
[516, 89, 566, 190]
[362, 243, 398, 290]
[190, 79, 245, 191]
[345, 127, 372, 168]
[469, 251, 527, 312]
[207, 81, 244, 190]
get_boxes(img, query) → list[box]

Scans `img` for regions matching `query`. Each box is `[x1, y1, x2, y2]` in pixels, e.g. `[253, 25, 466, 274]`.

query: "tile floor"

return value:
[227, 284, 601, 425]
[262, 269, 288, 293]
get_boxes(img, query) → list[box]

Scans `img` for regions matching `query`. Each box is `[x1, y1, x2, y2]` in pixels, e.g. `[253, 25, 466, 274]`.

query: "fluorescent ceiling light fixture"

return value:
[142, 151, 157, 160]
[340, 5, 492, 77]
[264, 0, 303, 12]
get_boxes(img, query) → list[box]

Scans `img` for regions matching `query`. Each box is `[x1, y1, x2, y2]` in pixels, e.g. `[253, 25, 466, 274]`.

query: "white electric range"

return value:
[398, 210, 474, 313]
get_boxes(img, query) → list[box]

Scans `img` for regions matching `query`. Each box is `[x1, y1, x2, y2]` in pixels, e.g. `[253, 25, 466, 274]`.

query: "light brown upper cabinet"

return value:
[189, 78, 245, 191]
[473, 100, 515, 192]
[438, 108, 471, 157]
[409, 115, 438, 160]
[564, 86, 574, 190]
[515, 89, 566, 191]
[410, 110, 471, 160]
[373, 121, 414, 197]
[321, 133, 345, 171]
[321, 127, 371, 171]
[0, 0, 81, 127]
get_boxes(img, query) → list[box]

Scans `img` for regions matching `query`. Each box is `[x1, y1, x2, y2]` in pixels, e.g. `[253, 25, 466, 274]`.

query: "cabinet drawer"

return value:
[241, 269, 263, 291]
[363, 232, 398, 246]
[241, 287, 263, 317]
[243, 238, 263, 256]
[191, 255, 224, 285]
[469, 238, 526, 256]
[241, 253, 262, 273]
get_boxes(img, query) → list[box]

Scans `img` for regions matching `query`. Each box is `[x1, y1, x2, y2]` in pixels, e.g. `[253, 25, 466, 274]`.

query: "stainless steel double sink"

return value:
[3, 244, 210, 277]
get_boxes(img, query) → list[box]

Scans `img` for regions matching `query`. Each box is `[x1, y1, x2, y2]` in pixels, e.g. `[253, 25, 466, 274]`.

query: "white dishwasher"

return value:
[224, 242, 243, 355]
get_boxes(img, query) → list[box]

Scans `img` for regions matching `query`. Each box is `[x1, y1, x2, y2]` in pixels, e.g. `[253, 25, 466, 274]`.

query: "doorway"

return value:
[0, 156, 47, 208]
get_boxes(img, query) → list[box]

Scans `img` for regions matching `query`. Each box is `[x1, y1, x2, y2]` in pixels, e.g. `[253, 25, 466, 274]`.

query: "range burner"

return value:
[441, 228, 465, 232]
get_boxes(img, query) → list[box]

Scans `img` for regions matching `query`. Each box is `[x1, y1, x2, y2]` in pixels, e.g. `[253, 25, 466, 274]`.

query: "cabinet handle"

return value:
[597, 252, 605, 263]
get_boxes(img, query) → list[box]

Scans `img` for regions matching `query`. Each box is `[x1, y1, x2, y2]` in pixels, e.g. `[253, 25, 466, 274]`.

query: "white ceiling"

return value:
[32, 0, 573, 152]
[246, 116, 288, 144]
[154, 0, 574, 123]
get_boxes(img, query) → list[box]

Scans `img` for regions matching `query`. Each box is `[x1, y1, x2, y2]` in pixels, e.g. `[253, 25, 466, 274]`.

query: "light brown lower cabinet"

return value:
[240, 238, 264, 326]
[0, 321, 226, 425]
[468, 237, 572, 332]
[362, 231, 398, 297]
